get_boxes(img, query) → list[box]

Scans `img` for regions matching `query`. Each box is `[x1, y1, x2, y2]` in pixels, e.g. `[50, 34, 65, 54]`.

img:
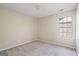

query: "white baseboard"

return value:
[76, 48, 79, 56]
[39, 39, 75, 50]
[0, 39, 37, 52]
[0, 38, 75, 52]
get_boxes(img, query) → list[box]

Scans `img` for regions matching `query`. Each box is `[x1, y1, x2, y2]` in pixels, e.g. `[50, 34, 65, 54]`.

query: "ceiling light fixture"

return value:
[60, 9, 64, 11]
[34, 5, 40, 10]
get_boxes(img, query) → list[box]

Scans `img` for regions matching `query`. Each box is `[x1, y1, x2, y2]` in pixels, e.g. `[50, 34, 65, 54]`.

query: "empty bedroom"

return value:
[0, 3, 79, 56]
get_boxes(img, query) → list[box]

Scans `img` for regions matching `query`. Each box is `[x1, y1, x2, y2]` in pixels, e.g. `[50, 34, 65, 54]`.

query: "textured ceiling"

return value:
[0, 3, 77, 18]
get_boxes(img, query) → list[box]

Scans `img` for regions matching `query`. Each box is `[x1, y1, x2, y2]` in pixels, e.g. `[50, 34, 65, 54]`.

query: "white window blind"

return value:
[58, 16, 73, 41]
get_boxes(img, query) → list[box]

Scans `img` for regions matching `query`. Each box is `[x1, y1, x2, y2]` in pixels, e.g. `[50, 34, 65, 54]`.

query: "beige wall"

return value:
[0, 5, 76, 51]
[38, 9, 76, 49]
[76, 4, 79, 55]
[0, 6, 38, 51]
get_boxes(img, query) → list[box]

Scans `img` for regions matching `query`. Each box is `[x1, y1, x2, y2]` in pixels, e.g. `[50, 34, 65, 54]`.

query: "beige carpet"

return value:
[5, 41, 77, 56]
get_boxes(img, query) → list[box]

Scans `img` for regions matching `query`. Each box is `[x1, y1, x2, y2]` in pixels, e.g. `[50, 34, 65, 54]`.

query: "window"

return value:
[58, 16, 73, 41]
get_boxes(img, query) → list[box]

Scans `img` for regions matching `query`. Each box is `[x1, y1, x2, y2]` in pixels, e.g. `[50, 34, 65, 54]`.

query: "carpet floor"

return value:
[0, 41, 77, 56]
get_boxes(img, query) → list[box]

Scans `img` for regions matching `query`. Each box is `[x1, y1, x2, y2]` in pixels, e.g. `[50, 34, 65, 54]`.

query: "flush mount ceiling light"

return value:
[59, 9, 64, 11]
[34, 5, 40, 10]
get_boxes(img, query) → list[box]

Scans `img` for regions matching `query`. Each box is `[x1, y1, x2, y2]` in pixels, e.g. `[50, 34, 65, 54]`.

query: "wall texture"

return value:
[0, 6, 38, 51]
[38, 9, 76, 49]
[76, 4, 79, 55]
[0, 6, 76, 51]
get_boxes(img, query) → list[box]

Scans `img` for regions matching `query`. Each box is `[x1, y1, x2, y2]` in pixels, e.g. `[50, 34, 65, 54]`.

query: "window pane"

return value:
[63, 33, 66, 38]
[67, 17, 72, 22]
[59, 17, 72, 23]
[59, 17, 66, 23]
[67, 23, 72, 27]
[58, 16, 73, 41]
